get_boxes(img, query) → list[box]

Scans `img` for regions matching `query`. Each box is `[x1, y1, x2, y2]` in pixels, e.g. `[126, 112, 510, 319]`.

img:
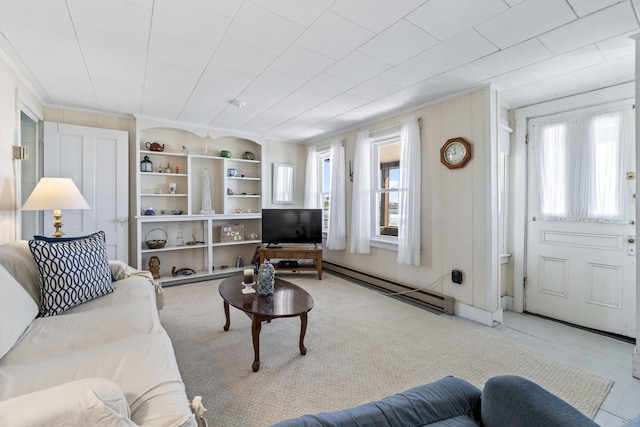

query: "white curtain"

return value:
[326, 139, 346, 250]
[533, 107, 632, 223]
[304, 146, 319, 209]
[397, 117, 421, 266]
[350, 131, 371, 254]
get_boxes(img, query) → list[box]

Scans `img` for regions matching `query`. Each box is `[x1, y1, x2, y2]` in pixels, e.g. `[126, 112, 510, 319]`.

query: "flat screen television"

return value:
[261, 209, 322, 246]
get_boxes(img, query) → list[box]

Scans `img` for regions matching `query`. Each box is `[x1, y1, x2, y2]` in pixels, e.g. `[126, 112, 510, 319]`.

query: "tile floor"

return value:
[445, 311, 640, 426]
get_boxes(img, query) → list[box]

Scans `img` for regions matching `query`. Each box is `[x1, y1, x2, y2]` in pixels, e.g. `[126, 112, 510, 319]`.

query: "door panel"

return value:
[43, 122, 129, 262]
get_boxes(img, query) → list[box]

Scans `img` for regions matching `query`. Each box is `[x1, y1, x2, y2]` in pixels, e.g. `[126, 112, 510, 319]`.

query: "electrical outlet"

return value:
[452, 269, 463, 284]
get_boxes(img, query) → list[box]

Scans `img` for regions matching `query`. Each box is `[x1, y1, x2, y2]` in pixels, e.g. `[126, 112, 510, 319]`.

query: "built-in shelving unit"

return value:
[133, 117, 264, 285]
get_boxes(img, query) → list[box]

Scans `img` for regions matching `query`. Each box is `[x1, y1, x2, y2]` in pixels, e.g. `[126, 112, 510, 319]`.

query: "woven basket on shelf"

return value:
[145, 228, 167, 249]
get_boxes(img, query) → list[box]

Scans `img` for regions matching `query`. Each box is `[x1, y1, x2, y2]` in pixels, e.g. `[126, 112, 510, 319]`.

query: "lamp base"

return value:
[52, 210, 64, 237]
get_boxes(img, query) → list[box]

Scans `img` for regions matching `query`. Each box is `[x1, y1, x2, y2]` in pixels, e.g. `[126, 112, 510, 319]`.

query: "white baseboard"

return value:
[501, 295, 514, 311]
[456, 302, 503, 326]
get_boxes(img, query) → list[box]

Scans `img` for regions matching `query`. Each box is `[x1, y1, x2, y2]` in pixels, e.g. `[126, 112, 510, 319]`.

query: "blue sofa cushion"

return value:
[271, 376, 481, 427]
[480, 375, 599, 427]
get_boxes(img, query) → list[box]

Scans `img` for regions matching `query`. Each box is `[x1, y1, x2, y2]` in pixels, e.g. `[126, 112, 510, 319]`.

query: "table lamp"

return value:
[22, 177, 90, 237]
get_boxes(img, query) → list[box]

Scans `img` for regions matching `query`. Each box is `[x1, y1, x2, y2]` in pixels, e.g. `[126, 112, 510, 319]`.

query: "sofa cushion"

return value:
[0, 241, 41, 306]
[29, 231, 114, 317]
[0, 264, 38, 359]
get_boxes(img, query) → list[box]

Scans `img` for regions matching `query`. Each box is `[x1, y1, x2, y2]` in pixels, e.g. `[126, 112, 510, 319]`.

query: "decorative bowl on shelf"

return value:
[220, 150, 231, 158]
[243, 151, 255, 160]
[171, 210, 183, 215]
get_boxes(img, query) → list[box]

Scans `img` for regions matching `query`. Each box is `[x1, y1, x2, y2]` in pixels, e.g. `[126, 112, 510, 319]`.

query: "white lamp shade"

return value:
[22, 177, 90, 211]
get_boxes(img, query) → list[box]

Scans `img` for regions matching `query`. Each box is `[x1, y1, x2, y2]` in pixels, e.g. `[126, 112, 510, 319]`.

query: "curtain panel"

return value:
[304, 146, 319, 209]
[397, 117, 422, 266]
[326, 140, 346, 250]
[350, 131, 372, 254]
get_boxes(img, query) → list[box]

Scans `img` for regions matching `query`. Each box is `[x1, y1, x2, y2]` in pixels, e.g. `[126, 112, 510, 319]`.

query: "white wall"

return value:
[307, 87, 501, 321]
[0, 57, 43, 243]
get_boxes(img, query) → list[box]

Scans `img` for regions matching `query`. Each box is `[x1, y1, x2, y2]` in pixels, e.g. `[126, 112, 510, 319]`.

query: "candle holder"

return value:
[242, 269, 255, 294]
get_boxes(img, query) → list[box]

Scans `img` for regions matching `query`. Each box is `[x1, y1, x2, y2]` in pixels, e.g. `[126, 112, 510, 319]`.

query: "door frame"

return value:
[511, 84, 636, 355]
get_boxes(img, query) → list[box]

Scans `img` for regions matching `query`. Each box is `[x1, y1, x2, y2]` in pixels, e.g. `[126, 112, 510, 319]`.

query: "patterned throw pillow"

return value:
[29, 231, 114, 317]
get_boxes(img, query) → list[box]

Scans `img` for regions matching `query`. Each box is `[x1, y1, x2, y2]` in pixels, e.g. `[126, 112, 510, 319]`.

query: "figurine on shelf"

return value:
[165, 163, 171, 173]
[149, 256, 160, 279]
[180, 145, 189, 155]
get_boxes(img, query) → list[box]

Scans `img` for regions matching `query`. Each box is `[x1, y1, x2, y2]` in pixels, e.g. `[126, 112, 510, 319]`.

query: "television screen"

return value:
[261, 209, 322, 245]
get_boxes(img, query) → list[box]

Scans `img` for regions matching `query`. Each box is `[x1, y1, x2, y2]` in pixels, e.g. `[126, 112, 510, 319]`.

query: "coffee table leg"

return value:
[223, 302, 230, 331]
[252, 315, 262, 372]
[299, 312, 308, 355]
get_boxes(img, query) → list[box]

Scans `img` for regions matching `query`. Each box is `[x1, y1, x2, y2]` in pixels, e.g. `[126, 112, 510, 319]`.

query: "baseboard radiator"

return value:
[323, 261, 455, 315]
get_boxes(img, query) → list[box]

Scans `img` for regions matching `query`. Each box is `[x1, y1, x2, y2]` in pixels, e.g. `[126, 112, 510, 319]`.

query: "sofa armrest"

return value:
[109, 260, 164, 310]
[271, 376, 481, 427]
[481, 375, 598, 427]
[0, 377, 139, 427]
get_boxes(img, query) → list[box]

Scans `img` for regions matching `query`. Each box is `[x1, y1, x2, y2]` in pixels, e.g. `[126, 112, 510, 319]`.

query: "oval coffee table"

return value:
[219, 275, 314, 372]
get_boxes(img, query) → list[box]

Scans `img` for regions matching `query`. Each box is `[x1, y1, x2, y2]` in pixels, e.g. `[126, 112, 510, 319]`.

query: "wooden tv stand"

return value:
[259, 246, 323, 280]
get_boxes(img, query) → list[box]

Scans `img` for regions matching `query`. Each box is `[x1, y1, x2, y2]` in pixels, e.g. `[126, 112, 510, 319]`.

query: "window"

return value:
[533, 107, 630, 223]
[318, 151, 331, 231]
[372, 138, 401, 239]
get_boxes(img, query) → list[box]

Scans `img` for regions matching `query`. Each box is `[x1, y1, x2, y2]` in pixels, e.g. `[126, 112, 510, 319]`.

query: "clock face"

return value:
[444, 142, 466, 165]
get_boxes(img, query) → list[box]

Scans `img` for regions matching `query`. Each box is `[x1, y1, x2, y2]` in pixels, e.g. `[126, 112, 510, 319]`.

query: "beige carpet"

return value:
[160, 272, 613, 427]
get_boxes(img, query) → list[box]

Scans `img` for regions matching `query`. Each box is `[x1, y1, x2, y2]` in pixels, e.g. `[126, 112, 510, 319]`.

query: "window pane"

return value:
[374, 141, 401, 237]
[538, 123, 567, 218]
[322, 158, 331, 192]
[592, 115, 621, 219]
[376, 191, 398, 236]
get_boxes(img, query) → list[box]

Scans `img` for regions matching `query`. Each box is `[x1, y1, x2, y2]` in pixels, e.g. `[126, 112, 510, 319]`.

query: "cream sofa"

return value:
[0, 238, 205, 427]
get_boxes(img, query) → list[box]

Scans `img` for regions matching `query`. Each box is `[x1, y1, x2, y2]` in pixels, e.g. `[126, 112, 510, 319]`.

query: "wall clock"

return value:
[440, 137, 471, 169]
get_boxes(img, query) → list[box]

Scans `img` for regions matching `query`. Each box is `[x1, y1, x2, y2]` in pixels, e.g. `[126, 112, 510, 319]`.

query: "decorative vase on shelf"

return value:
[258, 261, 275, 295]
[199, 168, 214, 215]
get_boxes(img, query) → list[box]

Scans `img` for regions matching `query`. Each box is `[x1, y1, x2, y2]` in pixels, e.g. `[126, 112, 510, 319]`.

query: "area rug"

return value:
[159, 272, 613, 427]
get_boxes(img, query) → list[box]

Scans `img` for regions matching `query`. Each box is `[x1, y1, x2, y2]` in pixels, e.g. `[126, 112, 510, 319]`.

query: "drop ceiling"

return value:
[0, 0, 636, 142]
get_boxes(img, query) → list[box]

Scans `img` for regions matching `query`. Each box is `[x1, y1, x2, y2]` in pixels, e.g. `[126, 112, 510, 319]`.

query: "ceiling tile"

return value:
[148, 31, 214, 71]
[406, 0, 508, 41]
[186, 0, 243, 18]
[290, 93, 369, 126]
[475, 0, 576, 49]
[67, 0, 151, 43]
[574, 55, 634, 86]
[0, 19, 81, 62]
[596, 32, 635, 60]
[538, 1, 638, 55]
[420, 29, 498, 71]
[225, 2, 305, 55]
[492, 45, 605, 90]
[3, 0, 75, 36]
[152, 0, 229, 49]
[210, 38, 275, 76]
[338, 97, 407, 124]
[76, 24, 147, 69]
[359, 20, 438, 65]
[295, 11, 374, 60]
[473, 38, 553, 76]
[269, 45, 334, 80]
[501, 74, 585, 108]
[85, 54, 145, 89]
[425, 63, 491, 91]
[300, 73, 355, 99]
[143, 59, 201, 106]
[347, 78, 402, 100]
[377, 57, 440, 87]
[249, 0, 333, 26]
[567, 0, 622, 17]
[331, 0, 428, 33]
[325, 51, 390, 84]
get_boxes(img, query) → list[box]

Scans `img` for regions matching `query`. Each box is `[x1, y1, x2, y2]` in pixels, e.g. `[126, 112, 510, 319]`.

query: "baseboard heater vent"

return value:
[323, 261, 455, 315]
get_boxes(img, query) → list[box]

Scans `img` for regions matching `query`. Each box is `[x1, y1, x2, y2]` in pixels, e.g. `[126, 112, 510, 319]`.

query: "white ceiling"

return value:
[0, 0, 637, 142]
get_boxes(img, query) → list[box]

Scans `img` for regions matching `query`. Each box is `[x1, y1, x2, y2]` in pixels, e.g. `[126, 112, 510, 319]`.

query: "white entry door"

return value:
[525, 107, 636, 338]
[43, 122, 129, 262]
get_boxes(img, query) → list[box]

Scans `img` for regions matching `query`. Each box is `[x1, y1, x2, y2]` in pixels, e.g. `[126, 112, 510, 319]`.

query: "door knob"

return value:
[629, 237, 635, 244]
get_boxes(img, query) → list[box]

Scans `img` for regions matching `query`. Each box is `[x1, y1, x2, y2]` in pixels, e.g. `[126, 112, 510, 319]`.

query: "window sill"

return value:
[370, 237, 398, 252]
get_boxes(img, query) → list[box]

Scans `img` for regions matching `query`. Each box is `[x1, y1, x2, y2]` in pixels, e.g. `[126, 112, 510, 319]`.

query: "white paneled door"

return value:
[43, 122, 129, 262]
[526, 117, 636, 338]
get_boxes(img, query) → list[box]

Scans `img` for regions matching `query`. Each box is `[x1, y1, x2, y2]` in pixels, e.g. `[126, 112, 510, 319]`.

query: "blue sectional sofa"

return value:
[272, 375, 606, 427]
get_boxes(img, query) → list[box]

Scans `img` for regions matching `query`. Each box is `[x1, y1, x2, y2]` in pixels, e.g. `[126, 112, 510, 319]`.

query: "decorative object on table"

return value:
[145, 141, 165, 152]
[221, 224, 244, 242]
[149, 256, 160, 279]
[242, 268, 256, 294]
[164, 163, 172, 173]
[258, 261, 275, 295]
[199, 168, 214, 215]
[144, 207, 155, 215]
[171, 209, 183, 215]
[22, 177, 91, 237]
[235, 253, 244, 268]
[220, 150, 231, 158]
[227, 168, 237, 177]
[186, 234, 205, 246]
[171, 266, 196, 277]
[175, 225, 184, 246]
[243, 151, 255, 160]
[140, 155, 153, 172]
[169, 182, 176, 194]
[180, 145, 189, 155]
[145, 228, 167, 249]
